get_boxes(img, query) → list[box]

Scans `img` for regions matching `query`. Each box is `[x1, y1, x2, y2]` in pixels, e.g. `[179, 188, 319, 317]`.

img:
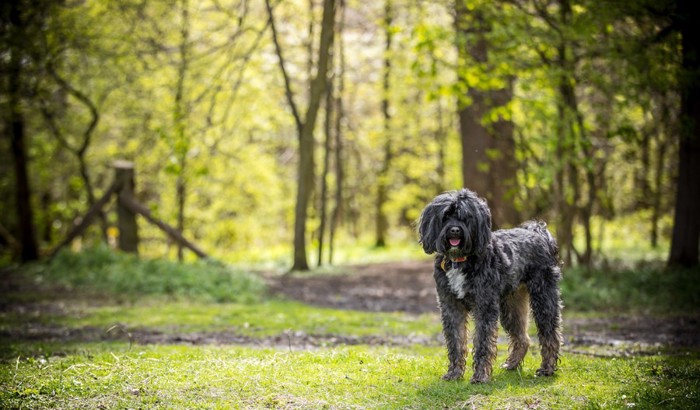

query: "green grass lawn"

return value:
[2, 248, 699, 409]
[2, 296, 699, 409]
[2, 339, 698, 409]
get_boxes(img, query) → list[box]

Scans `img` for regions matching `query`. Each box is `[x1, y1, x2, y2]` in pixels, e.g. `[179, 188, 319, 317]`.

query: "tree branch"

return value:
[265, 0, 303, 135]
[46, 62, 100, 157]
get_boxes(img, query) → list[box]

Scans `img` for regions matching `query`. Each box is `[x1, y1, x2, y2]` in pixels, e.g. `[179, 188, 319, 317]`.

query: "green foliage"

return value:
[0, 0, 689, 269]
[561, 265, 700, 314]
[38, 246, 265, 303]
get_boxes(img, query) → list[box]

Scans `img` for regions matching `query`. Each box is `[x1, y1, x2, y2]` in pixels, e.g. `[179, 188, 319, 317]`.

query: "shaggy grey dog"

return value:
[418, 189, 562, 383]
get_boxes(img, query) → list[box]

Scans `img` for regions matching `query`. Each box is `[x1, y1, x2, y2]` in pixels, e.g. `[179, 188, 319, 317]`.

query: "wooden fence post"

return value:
[114, 160, 139, 254]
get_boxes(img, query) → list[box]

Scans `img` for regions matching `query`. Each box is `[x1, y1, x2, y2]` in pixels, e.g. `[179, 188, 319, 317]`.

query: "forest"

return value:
[1, 0, 699, 268]
[2, 1, 700, 408]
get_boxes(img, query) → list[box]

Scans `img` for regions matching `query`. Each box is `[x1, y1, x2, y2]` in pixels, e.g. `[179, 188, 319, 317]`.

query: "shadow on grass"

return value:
[414, 366, 559, 408]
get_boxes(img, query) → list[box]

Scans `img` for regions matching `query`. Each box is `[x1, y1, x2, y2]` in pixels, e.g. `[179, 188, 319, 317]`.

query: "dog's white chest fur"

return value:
[446, 268, 466, 299]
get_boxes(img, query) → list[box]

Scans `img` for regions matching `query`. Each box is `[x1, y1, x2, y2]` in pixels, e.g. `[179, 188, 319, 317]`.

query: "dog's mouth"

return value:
[448, 238, 461, 247]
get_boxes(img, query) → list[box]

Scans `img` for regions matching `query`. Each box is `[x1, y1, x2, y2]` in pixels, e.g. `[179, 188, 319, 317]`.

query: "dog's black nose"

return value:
[449, 227, 461, 236]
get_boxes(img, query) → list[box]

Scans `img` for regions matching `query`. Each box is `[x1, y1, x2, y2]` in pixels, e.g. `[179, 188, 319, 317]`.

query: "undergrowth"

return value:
[30, 245, 265, 304]
[12, 245, 699, 315]
[561, 265, 700, 314]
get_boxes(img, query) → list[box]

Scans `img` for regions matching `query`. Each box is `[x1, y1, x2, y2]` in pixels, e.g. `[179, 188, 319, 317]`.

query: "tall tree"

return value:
[669, 0, 700, 268]
[266, 0, 336, 271]
[317, 0, 338, 267]
[454, 0, 518, 228]
[328, 0, 346, 265]
[173, 0, 191, 261]
[2, 0, 44, 261]
[375, 0, 394, 248]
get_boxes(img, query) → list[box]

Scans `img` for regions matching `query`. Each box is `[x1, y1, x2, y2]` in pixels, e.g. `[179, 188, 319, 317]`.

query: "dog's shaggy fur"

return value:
[418, 189, 562, 383]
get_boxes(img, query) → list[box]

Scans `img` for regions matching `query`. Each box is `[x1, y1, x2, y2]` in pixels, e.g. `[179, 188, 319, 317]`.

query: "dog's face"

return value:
[417, 189, 492, 258]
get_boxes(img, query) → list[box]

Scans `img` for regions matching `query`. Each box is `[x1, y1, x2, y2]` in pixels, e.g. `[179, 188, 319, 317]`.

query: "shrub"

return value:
[561, 264, 700, 314]
[37, 245, 265, 303]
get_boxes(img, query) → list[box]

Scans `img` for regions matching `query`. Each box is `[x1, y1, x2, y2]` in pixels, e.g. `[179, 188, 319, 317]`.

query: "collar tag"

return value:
[441, 256, 467, 271]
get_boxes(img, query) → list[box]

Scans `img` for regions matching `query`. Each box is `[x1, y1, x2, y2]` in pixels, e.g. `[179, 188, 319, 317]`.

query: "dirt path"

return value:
[266, 260, 700, 349]
[2, 261, 698, 352]
[265, 260, 438, 314]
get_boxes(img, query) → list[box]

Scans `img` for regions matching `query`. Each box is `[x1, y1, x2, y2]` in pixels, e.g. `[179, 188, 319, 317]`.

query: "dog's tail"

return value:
[520, 220, 559, 259]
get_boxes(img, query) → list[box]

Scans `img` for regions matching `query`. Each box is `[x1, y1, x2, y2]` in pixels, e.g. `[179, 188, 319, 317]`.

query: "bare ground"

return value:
[265, 260, 439, 315]
[266, 260, 700, 350]
[1, 261, 699, 353]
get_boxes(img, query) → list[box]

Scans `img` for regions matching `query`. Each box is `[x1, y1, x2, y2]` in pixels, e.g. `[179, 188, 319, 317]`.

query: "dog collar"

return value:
[441, 256, 467, 271]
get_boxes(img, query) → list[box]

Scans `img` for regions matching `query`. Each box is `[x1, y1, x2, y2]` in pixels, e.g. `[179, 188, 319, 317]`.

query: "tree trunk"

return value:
[651, 108, 669, 248]
[454, 1, 518, 228]
[375, 0, 393, 248]
[328, 0, 345, 265]
[488, 84, 519, 227]
[174, 0, 190, 262]
[317, 59, 334, 267]
[554, 77, 576, 267]
[290, 0, 337, 271]
[456, 3, 490, 201]
[292, 130, 314, 270]
[7, 0, 39, 262]
[552, 0, 585, 267]
[176, 176, 186, 261]
[669, 4, 700, 268]
[435, 95, 447, 193]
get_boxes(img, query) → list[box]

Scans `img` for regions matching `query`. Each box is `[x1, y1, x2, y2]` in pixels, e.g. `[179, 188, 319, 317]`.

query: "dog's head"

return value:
[417, 189, 492, 259]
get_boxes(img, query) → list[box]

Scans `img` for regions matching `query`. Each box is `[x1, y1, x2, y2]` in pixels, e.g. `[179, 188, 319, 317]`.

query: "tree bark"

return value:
[7, 0, 39, 261]
[174, 0, 191, 262]
[317, 50, 335, 267]
[328, 0, 345, 265]
[267, 0, 336, 270]
[375, 0, 393, 248]
[669, 2, 700, 268]
[551, 0, 585, 267]
[454, 1, 518, 228]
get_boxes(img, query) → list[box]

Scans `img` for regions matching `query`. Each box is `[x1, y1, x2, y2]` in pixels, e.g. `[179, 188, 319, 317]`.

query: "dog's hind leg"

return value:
[500, 285, 530, 371]
[527, 267, 563, 377]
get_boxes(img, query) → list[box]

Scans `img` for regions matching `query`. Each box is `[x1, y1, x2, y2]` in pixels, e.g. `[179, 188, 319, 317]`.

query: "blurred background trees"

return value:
[1, 0, 697, 269]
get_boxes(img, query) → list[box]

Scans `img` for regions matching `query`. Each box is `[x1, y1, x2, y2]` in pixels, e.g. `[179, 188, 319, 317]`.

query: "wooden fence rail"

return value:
[50, 160, 208, 259]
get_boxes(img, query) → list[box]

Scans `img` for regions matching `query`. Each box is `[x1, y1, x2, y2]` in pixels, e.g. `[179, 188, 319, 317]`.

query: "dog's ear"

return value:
[457, 189, 493, 254]
[417, 198, 446, 254]
[472, 195, 493, 253]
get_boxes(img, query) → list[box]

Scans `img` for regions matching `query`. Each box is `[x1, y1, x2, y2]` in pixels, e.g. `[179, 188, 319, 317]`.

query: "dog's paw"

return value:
[501, 361, 521, 371]
[469, 374, 490, 384]
[535, 367, 555, 377]
[441, 369, 464, 381]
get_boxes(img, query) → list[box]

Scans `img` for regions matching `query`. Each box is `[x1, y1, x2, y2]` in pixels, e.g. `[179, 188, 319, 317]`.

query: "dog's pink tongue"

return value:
[449, 238, 461, 247]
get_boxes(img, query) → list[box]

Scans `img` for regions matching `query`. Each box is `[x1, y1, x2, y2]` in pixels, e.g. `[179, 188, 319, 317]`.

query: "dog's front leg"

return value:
[471, 297, 499, 383]
[435, 270, 469, 381]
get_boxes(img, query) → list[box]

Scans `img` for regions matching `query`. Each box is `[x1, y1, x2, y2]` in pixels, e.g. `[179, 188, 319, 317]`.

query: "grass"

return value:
[2, 342, 698, 409]
[2, 247, 700, 408]
[0, 299, 441, 340]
